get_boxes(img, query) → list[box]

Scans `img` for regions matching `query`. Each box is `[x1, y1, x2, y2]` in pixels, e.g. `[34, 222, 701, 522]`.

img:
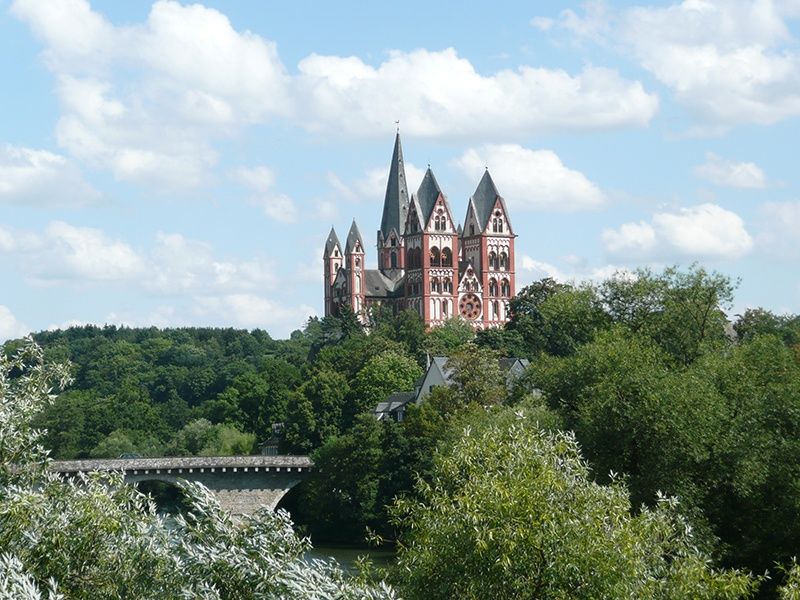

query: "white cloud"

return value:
[230, 166, 297, 223]
[28, 221, 146, 283]
[296, 48, 658, 137]
[0, 144, 100, 206]
[454, 144, 606, 212]
[328, 162, 425, 202]
[757, 200, 800, 257]
[146, 232, 276, 295]
[694, 152, 767, 188]
[530, 16, 555, 31]
[519, 255, 632, 285]
[557, 0, 800, 128]
[603, 203, 753, 260]
[0, 305, 29, 342]
[520, 257, 570, 281]
[0, 227, 14, 252]
[193, 294, 316, 337]
[12, 0, 289, 187]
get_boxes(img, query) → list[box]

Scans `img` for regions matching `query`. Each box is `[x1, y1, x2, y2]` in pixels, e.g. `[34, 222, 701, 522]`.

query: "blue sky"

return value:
[1, 0, 799, 340]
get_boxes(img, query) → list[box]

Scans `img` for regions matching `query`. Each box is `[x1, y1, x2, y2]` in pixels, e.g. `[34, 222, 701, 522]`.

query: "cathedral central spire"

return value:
[380, 132, 409, 241]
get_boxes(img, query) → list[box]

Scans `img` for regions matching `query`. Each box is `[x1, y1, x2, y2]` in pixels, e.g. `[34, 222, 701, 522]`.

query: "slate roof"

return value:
[469, 170, 511, 231]
[374, 392, 415, 420]
[345, 220, 364, 253]
[323, 226, 341, 257]
[380, 133, 409, 241]
[364, 269, 405, 298]
[414, 167, 443, 225]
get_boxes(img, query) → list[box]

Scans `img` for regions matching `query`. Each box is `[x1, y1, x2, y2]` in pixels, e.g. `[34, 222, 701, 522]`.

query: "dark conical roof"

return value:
[415, 167, 443, 224]
[470, 169, 503, 230]
[324, 226, 341, 257]
[345, 219, 365, 253]
[380, 133, 409, 240]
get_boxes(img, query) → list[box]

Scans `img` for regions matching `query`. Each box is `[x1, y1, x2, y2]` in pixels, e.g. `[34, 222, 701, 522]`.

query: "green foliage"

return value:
[0, 339, 396, 599]
[598, 265, 735, 365]
[349, 351, 422, 424]
[444, 343, 507, 405]
[422, 317, 474, 356]
[391, 419, 757, 600]
[166, 418, 256, 457]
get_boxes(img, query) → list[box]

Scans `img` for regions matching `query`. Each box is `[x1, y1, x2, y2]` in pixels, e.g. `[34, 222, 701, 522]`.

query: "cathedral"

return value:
[323, 133, 516, 329]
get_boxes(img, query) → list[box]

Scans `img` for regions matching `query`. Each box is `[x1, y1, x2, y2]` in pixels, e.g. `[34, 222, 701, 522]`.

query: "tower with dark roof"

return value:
[460, 169, 516, 327]
[377, 133, 409, 277]
[344, 220, 366, 317]
[322, 227, 343, 317]
[402, 168, 459, 326]
[322, 135, 516, 329]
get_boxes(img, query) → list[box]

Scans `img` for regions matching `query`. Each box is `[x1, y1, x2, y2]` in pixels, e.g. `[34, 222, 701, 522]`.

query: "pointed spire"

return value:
[324, 226, 341, 257]
[470, 169, 502, 230]
[345, 219, 365, 254]
[380, 133, 409, 241]
[415, 167, 443, 223]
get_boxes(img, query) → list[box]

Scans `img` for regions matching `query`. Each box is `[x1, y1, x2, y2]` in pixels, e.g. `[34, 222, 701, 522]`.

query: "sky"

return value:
[1, 0, 800, 341]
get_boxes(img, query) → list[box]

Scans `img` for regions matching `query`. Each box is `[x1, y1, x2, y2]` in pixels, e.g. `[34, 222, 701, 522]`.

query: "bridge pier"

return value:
[51, 455, 313, 516]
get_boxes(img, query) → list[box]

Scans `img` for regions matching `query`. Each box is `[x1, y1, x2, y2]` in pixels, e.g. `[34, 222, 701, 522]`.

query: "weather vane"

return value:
[395, 120, 400, 133]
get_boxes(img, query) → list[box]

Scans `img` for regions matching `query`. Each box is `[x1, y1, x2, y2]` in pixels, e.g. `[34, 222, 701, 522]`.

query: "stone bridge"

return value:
[50, 455, 313, 515]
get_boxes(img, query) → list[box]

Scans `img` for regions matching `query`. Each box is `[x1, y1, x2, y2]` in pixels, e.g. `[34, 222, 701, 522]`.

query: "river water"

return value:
[304, 545, 395, 574]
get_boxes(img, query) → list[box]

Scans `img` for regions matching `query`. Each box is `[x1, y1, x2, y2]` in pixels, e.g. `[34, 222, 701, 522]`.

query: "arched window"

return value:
[406, 248, 414, 268]
[441, 247, 453, 267]
[489, 252, 498, 270]
[430, 246, 441, 266]
[391, 251, 397, 268]
[355, 258, 361, 268]
[501, 278, 511, 297]
[489, 279, 498, 297]
[493, 300, 499, 319]
[470, 224, 475, 236]
[416, 248, 422, 268]
[499, 251, 508, 270]
[430, 277, 438, 294]
[442, 299, 449, 317]
[443, 278, 452, 293]
[390, 236, 397, 247]
[355, 274, 361, 293]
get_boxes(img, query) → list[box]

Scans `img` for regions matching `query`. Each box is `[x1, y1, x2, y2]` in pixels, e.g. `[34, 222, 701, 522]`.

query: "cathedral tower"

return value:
[403, 168, 458, 325]
[323, 227, 342, 317]
[344, 220, 366, 319]
[459, 170, 516, 328]
[377, 132, 409, 277]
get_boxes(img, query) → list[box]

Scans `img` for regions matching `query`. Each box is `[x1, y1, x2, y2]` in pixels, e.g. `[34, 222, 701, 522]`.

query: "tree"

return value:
[599, 265, 735, 365]
[391, 418, 756, 600]
[0, 339, 397, 599]
[349, 351, 423, 425]
[422, 318, 474, 356]
[444, 343, 507, 406]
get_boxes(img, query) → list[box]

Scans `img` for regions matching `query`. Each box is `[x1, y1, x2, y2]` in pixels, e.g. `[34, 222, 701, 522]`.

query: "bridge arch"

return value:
[51, 455, 313, 515]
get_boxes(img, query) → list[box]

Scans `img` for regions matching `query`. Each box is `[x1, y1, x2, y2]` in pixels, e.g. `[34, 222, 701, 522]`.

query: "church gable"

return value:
[458, 263, 482, 294]
[424, 194, 456, 234]
[484, 197, 513, 236]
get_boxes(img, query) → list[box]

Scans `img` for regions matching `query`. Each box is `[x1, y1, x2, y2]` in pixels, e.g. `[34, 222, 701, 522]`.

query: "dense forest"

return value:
[7, 265, 800, 597]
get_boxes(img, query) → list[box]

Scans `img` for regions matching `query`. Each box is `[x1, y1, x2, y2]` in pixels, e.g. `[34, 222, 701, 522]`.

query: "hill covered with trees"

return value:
[6, 265, 800, 597]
